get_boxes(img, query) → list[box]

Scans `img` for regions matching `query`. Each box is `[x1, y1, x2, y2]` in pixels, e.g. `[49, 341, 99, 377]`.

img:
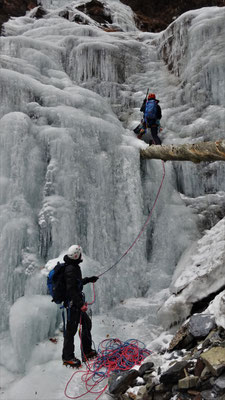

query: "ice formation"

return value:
[0, 1, 224, 395]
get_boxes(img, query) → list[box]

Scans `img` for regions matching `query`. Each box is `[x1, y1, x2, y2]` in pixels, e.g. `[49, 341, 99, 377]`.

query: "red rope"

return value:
[64, 338, 151, 400]
[98, 159, 166, 277]
[64, 155, 165, 399]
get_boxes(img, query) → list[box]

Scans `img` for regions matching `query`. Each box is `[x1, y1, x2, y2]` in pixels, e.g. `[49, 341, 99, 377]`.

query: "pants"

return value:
[62, 305, 92, 360]
[150, 125, 161, 145]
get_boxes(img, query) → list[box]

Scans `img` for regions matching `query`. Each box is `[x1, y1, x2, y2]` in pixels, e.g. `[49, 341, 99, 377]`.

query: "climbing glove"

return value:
[89, 276, 99, 283]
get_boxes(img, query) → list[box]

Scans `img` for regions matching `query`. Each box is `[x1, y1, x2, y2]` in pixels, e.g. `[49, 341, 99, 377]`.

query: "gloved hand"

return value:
[89, 276, 99, 283]
[81, 303, 88, 312]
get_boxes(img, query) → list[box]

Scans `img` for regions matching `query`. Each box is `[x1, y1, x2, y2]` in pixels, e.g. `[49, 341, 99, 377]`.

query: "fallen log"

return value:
[140, 140, 225, 163]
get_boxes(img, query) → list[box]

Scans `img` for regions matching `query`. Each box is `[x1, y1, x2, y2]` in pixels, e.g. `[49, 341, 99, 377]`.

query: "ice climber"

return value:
[137, 93, 162, 145]
[62, 244, 98, 367]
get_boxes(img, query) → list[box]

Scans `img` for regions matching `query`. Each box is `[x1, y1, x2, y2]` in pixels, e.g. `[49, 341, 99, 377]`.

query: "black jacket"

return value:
[63, 255, 92, 308]
[140, 98, 162, 120]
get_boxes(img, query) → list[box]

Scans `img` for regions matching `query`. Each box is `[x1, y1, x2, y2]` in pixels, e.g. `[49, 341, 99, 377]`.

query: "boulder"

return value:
[160, 360, 188, 384]
[213, 373, 225, 395]
[169, 323, 194, 351]
[178, 375, 199, 389]
[200, 347, 225, 376]
[108, 370, 139, 395]
[139, 362, 154, 377]
[189, 314, 216, 339]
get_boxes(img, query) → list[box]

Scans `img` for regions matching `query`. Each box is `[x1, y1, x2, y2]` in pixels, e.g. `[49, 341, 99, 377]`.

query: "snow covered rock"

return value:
[207, 290, 225, 330]
[158, 217, 225, 328]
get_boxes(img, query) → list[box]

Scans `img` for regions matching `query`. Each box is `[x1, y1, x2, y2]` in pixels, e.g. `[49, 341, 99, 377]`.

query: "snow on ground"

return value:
[1, 311, 172, 400]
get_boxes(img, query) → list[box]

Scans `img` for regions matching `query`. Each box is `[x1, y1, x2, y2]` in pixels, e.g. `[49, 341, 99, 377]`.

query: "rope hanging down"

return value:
[98, 160, 166, 277]
[64, 159, 165, 400]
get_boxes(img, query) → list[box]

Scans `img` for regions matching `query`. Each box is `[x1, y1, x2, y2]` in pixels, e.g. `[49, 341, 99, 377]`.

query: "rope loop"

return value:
[64, 338, 151, 400]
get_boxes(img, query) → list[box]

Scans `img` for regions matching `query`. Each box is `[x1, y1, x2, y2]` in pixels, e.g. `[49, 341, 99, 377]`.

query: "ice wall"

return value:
[0, 0, 224, 370]
[0, 1, 148, 334]
[157, 7, 225, 197]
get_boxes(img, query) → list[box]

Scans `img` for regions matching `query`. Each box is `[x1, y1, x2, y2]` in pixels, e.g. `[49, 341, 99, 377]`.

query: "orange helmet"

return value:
[148, 93, 156, 99]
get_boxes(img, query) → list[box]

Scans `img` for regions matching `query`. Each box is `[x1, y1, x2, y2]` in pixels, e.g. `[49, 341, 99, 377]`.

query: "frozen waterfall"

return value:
[0, 1, 225, 394]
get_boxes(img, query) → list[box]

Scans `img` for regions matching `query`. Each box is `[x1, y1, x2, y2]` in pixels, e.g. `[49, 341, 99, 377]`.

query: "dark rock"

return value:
[169, 323, 194, 351]
[196, 376, 215, 391]
[150, 392, 172, 400]
[139, 362, 155, 377]
[189, 314, 216, 339]
[0, 0, 38, 34]
[193, 395, 202, 400]
[120, 0, 225, 32]
[194, 359, 205, 377]
[214, 373, 225, 395]
[170, 392, 191, 400]
[58, 10, 70, 20]
[202, 330, 224, 350]
[76, 0, 112, 25]
[201, 390, 221, 400]
[30, 6, 47, 19]
[160, 360, 188, 384]
[108, 370, 139, 395]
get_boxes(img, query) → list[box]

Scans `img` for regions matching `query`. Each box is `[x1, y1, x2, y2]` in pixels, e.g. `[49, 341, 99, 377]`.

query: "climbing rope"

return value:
[64, 150, 165, 399]
[98, 158, 166, 277]
[64, 338, 151, 400]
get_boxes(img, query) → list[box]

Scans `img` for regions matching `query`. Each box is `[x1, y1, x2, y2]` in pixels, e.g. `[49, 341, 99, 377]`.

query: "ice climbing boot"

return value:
[63, 357, 81, 368]
[82, 349, 97, 362]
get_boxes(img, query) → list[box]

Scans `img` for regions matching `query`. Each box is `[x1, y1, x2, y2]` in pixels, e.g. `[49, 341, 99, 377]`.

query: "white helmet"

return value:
[67, 245, 82, 260]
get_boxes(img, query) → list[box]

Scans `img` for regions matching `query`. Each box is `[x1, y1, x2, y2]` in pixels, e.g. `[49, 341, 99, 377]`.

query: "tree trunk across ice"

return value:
[140, 140, 225, 163]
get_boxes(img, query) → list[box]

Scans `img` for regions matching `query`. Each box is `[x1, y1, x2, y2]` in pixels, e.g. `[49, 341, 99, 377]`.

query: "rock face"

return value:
[120, 0, 225, 32]
[0, 0, 38, 34]
[76, 0, 113, 25]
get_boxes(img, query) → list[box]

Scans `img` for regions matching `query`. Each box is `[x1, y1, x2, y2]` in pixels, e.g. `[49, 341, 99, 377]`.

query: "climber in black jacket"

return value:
[62, 244, 98, 368]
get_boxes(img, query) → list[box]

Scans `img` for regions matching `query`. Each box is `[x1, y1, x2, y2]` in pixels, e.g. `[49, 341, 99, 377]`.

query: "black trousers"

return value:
[150, 125, 161, 145]
[62, 306, 92, 360]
